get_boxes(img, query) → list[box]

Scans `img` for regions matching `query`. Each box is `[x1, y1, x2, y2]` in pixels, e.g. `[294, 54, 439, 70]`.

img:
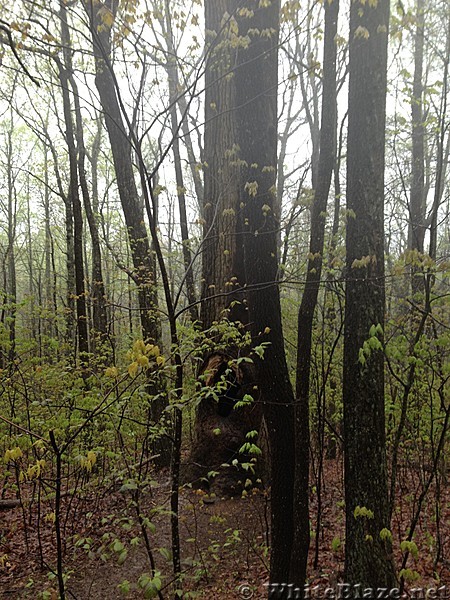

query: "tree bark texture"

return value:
[201, 0, 247, 328]
[343, 0, 396, 590]
[234, 0, 295, 583]
[291, 0, 339, 586]
[186, 0, 261, 494]
[409, 0, 426, 294]
[58, 2, 89, 360]
[186, 351, 262, 492]
[85, 0, 159, 344]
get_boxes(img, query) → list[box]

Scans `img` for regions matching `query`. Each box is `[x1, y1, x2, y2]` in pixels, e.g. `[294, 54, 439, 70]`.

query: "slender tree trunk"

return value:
[162, 2, 198, 322]
[58, 0, 89, 361]
[291, 0, 339, 586]
[343, 0, 396, 590]
[42, 142, 54, 347]
[428, 10, 450, 263]
[70, 72, 108, 348]
[234, 0, 295, 583]
[84, 0, 159, 344]
[409, 0, 426, 294]
[296, 3, 321, 189]
[43, 152, 60, 355]
[26, 177, 37, 344]
[63, 178, 76, 349]
[330, 112, 346, 257]
[84, 0, 172, 466]
[176, 88, 204, 209]
[6, 126, 17, 362]
[90, 116, 112, 340]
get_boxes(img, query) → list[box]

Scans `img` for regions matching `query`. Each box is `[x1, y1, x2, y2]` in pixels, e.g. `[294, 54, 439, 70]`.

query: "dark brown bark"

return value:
[83, 0, 171, 468]
[234, 0, 295, 583]
[185, 0, 260, 494]
[187, 351, 261, 493]
[89, 116, 112, 342]
[70, 73, 108, 346]
[201, 0, 247, 328]
[343, 0, 396, 590]
[0, 499, 21, 510]
[291, 0, 339, 587]
[84, 0, 159, 344]
[62, 166, 76, 349]
[58, 0, 89, 361]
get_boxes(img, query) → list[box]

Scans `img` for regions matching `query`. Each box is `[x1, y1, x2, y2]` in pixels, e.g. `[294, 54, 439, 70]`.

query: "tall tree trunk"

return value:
[343, 0, 396, 590]
[84, 0, 171, 466]
[84, 0, 159, 344]
[69, 68, 108, 349]
[428, 8, 450, 263]
[42, 141, 55, 347]
[162, 2, 198, 322]
[409, 0, 426, 294]
[63, 174, 76, 351]
[296, 2, 321, 189]
[175, 87, 204, 210]
[200, 0, 247, 328]
[90, 116, 112, 341]
[186, 0, 259, 494]
[291, 0, 339, 586]
[26, 177, 37, 345]
[58, 0, 89, 361]
[6, 125, 17, 363]
[234, 0, 295, 583]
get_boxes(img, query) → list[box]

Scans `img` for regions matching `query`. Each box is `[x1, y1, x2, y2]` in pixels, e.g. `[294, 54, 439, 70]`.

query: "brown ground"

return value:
[1, 458, 449, 599]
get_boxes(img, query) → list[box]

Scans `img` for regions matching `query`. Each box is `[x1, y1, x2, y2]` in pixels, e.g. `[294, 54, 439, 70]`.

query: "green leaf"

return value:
[113, 540, 125, 553]
[400, 540, 419, 559]
[380, 528, 393, 543]
[118, 580, 131, 595]
[254, 345, 265, 358]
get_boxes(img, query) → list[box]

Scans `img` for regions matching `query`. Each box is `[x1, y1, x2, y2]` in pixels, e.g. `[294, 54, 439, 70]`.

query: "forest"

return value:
[0, 0, 449, 598]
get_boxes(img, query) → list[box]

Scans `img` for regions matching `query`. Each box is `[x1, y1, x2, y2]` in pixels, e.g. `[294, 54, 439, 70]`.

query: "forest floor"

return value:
[1, 457, 449, 599]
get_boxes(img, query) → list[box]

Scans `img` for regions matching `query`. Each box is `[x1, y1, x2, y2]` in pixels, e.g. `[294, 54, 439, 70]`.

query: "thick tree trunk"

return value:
[234, 0, 295, 583]
[201, 0, 247, 328]
[185, 0, 261, 494]
[343, 0, 396, 590]
[187, 351, 261, 492]
[291, 0, 339, 587]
